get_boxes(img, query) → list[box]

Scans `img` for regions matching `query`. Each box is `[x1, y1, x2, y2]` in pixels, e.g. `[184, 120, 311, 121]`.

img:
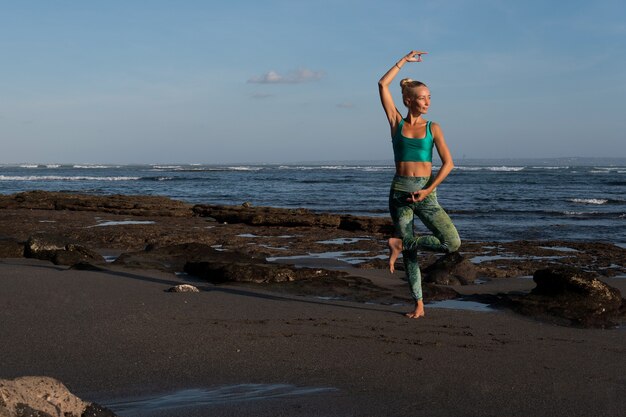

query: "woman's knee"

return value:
[446, 235, 461, 252]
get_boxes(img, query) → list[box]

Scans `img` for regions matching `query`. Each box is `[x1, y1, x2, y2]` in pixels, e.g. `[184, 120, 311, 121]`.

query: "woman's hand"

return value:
[404, 50, 428, 63]
[407, 188, 431, 202]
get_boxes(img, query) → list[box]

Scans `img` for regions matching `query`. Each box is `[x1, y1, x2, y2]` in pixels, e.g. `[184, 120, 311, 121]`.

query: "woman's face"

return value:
[407, 86, 431, 113]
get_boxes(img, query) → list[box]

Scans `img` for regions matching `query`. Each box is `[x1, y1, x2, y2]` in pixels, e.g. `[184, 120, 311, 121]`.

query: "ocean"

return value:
[1, 160, 625, 246]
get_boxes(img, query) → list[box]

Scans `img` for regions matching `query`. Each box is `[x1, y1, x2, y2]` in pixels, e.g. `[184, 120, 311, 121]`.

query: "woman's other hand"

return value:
[404, 50, 428, 62]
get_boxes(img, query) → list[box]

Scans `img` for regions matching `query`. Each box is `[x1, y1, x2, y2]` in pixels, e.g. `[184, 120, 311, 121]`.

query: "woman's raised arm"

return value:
[377, 50, 427, 128]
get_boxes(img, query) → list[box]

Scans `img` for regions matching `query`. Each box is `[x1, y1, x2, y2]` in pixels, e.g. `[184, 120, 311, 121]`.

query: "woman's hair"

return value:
[400, 78, 427, 96]
[400, 78, 427, 107]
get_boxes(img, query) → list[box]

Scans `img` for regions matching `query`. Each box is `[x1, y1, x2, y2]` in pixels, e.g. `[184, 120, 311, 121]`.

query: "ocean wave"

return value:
[0, 175, 140, 181]
[19, 164, 39, 168]
[278, 165, 393, 172]
[227, 166, 263, 171]
[152, 165, 184, 170]
[46, 164, 61, 168]
[455, 166, 525, 172]
[73, 165, 121, 169]
[569, 198, 608, 205]
[531, 166, 569, 170]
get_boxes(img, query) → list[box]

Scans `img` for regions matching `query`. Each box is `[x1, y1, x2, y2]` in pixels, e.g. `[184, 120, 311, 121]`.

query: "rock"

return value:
[186, 260, 299, 284]
[338, 214, 393, 234]
[114, 243, 227, 272]
[0, 191, 192, 217]
[24, 236, 104, 266]
[0, 376, 119, 417]
[24, 235, 66, 259]
[241, 201, 252, 208]
[52, 244, 105, 266]
[69, 262, 106, 271]
[193, 204, 342, 229]
[167, 284, 200, 293]
[81, 403, 118, 417]
[506, 267, 625, 328]
[0, 238, 24, 258]
[423, 252, 477, 285]
[192, 204, 393, 233]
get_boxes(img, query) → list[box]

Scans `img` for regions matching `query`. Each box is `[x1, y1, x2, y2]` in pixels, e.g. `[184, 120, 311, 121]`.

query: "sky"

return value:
[1, 0, 625, 164]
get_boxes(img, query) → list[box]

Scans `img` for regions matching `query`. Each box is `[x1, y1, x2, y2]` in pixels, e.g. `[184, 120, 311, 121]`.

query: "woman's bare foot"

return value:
[405, 300, 425, 319]
[388, 238, 403, 273]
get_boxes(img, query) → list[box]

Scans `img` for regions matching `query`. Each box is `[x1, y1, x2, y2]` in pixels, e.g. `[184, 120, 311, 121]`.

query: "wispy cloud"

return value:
[248, 68, 324, 84]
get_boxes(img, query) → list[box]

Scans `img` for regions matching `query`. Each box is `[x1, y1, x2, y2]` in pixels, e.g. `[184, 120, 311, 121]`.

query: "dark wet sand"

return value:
[1, 258, 625, 417]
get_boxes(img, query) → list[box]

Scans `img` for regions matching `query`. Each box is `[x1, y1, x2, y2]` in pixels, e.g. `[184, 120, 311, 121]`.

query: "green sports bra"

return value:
[392, 119, 434, 163]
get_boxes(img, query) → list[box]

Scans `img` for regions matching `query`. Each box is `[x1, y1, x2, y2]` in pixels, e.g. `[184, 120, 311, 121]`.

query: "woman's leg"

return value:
[403, 189, 461, 253]
[389, 189, 425, 316]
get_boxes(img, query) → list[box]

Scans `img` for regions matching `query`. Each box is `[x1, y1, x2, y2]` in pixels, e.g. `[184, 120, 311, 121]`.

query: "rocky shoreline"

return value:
[0, 190, 625, 329]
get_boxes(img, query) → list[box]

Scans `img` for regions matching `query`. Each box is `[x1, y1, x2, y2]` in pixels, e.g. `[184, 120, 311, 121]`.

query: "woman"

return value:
[378, 50, 461, 319]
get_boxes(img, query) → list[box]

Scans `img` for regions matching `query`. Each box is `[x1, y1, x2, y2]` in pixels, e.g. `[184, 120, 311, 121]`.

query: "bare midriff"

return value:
[395, 161, 432, 177]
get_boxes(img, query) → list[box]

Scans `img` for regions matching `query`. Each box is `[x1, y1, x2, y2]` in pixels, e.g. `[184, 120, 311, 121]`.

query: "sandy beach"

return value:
[0, 193, 625, 416]
[1, 258, 625, 416]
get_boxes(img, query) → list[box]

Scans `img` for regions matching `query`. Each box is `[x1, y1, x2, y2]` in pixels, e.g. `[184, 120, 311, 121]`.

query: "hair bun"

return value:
[400, 78, 414, 88]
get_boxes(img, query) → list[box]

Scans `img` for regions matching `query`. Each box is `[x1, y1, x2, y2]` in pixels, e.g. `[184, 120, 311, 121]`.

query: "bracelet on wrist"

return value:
[395, 63, 402, 69]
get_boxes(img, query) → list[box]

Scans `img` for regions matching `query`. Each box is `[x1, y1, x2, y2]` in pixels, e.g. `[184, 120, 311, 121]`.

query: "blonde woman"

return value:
[378, 50, 461, 319]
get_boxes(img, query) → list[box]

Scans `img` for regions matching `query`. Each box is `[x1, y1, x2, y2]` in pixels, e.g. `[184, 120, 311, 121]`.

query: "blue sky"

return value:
[1, 0, 625, 164]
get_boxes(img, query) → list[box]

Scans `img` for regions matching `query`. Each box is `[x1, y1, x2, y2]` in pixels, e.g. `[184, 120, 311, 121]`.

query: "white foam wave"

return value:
[278, 165, 392, 172]
[569, 198, 608, 205]
[227, 166, 262, 171]
[563, 211, 602, 216]
[532, 166, 569, 170]
[455, 166, 525, 172]
[45, 164, 61, 168]
[152, 165, 183, 170]
[488, 166, 525, 172]
[73, 165, 120, 169]
[19, 164, 39, 168]
[0, 175, 140, 181]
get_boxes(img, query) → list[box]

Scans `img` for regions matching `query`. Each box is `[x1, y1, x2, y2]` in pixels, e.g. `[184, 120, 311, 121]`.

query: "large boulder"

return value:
[423, 252, 478, 285]
[0, 376, 118, 417]
[506, 267, 625, 328]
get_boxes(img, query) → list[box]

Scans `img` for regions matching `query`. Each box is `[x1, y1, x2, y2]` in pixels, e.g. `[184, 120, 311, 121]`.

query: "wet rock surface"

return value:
[0, 191, 624, 325]
[0, 191, 192, 217]
[0, 376, 118, 417]
[500, 267, 626, 328]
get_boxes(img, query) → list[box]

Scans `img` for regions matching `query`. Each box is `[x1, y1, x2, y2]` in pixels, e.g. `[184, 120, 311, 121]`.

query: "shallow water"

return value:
[427, 299, 496, 312]
[89, 220, 156, 227]
[104, 384, 337, 416]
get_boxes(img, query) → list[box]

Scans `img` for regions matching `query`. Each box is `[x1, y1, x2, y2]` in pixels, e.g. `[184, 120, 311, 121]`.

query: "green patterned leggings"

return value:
[389, 175, 461, 300]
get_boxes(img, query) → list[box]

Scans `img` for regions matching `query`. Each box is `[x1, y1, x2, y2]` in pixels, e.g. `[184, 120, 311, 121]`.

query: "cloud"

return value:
[336, 102, 354, 109]
[248, 68, 324, 84]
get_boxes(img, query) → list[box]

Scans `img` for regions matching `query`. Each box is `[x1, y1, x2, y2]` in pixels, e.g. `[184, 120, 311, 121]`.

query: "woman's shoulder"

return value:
[428, 121, 444, 140]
